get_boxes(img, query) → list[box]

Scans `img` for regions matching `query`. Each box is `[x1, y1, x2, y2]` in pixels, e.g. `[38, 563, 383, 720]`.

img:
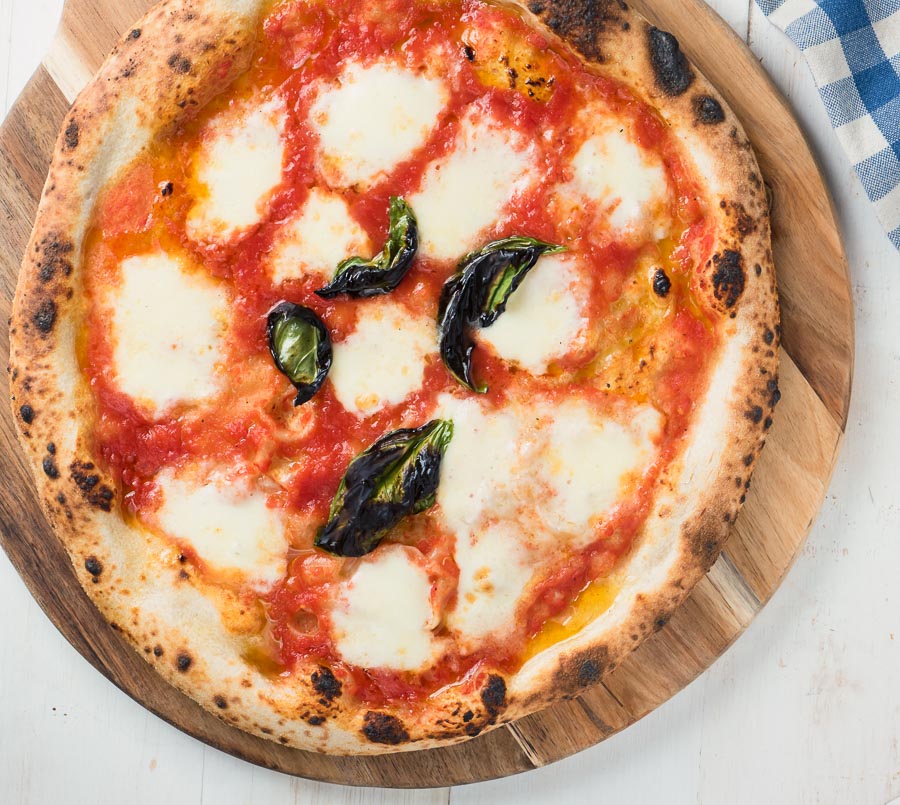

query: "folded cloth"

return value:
[756, 0, 900, 249]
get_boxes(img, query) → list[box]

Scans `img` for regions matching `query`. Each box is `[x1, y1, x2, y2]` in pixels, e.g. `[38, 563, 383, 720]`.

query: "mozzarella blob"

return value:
[477, 253, 588, 374]
[310, 62, 447, 187]
[110, 252, 227, 416]
[411, 111, 534, 260]
[329, 301, 434, 415]
[186, 98, 286, 242]
[331, 546, 437, 671]
[538, 400, 663, 537]
[448, 522, 533, 645]
[269, 189, 371, 284]
[436, 394, 662, 640]
[570, 126, 668, 232]
[155, 472, 287, 587]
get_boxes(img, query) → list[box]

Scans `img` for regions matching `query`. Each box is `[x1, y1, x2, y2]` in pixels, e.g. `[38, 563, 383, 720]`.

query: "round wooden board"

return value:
[0, 0, 853, 789]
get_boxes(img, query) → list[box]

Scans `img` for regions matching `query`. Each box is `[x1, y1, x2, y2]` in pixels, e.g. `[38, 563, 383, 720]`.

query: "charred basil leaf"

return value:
[315, 419, 454, 557]
[267, 302, 332, 406]
[316, 196, 418, 299]
[438, 236, 565, 392]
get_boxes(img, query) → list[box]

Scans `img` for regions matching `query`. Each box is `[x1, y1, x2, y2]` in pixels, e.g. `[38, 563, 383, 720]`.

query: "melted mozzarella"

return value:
[155, 472, 287, 586]
[269, 189, 371, 284]
[435, 394, 533, 539]
[331, 546, 436, 671]
[539, 401, 662, 536]
[570, 126, 668, 232]
[329, 301, 434, 415]
[110, 253, 227, 416]
[310, 62, 447, 187]
[478, 253, 587, 374]
[186, 98, 286, 243]
[411, 112, 534, 260]
[448, 522, 533, 645]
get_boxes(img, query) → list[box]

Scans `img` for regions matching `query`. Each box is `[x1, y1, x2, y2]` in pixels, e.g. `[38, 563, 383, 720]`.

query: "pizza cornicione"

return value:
[9, 0, 779, 754]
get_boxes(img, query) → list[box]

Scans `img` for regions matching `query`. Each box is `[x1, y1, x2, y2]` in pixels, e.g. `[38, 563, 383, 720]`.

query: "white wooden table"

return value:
[2, 1, 899, 802]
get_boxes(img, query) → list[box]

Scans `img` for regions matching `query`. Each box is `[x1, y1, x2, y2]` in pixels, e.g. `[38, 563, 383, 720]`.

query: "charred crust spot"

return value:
[652, 268, 671, 297]
[307, 715, 325, 726]
[462, 710, 474, 722]
[56, 492, 66, 504]
[534, 0, 623, 61]
[767, 379, 781, 407]
[655, 615, 670, 630]
[755, 263, 763, 277]
[711, 250, 745, 308]
[64, 121, 79, 151]
[166, 54, 192, 74]
[764, 328, 775, 345]
[213, 695, 228, 709]
[746, 405, 764, 424]
[175, 653, 192, 672]
[693, 534, 720, 566]
[84, 556, 103, 578]
[362, 711, 409, 745]
[37, 236, 74, 281]
[694, 94, 724, 124]
[42, 456, 59, 479]
[47, 442, 56, 455]
[153, 645, 164, 657]
[465, 722, 482, 736]
[764, 416, 773, 430]
[159, 181, 174, 197]
[463, 45, 475, 61]
[310, 666, 342, 702]
[19, 404, 34, 424]
[33, 299, 57, 334]
[622, 21, 630, 30]
[577, 659, 602, 685]
[648, 27, 694, 96]
[70, 461, 115, 511]
[481, 674, 507, 718]
[128, 28, 141, 39]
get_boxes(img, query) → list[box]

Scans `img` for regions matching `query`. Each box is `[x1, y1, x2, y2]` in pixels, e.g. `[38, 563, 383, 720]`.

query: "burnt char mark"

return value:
[38, 236, 74, 282]
[19, 404, 34, 424]
[690, 530, 722, 569]
[153, 645, 164, 657]
[70, 461, 115, 512]
[176, 653, 192, 672]
[63, 120, 79, 151]
[213, 695, 228, 709]
[648, 27, 694, 96]
[311, 666, 342, 702]
[534, 0, 624, 61]
[84, 556, 103, 578]
[652, 268, 671, 297]
[711, 250, 745, 308]
[33, 299, 57, 334]
[481, 675, 507, 719]
[42, 456, 59, 479]
[746, 405, 764, 424]
[362, 711, 409, 745]
[578, 658, 602, 685]
[166, 53, 192, 74]
[694, 94, 725, 124]
[307, 715, 325, 726]
[767, 378, 782, 408]
[128, 28, 141, 39]
[463, 44, 475, 61]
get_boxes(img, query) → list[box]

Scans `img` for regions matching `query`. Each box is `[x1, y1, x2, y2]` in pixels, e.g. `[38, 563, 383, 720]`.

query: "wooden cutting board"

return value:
[0, 0, 853, 788]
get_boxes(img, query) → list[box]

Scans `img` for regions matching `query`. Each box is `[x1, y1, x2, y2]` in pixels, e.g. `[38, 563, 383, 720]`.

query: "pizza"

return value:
[8, 0, 779, 754]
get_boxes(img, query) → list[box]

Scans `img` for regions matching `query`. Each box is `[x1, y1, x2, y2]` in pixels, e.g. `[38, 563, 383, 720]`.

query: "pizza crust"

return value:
[8, 0, 779, 754]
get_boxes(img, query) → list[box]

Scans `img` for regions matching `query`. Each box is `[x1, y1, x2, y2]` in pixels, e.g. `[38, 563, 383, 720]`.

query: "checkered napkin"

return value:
[755, 0, 900, 249]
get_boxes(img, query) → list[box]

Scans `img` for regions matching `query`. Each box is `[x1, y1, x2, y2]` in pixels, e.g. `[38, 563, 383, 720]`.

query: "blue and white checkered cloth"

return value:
[756, 0, 900, 250]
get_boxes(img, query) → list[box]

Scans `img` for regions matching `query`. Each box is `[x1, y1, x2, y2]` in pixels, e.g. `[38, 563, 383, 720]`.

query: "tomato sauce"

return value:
[79, 0, 722, 705]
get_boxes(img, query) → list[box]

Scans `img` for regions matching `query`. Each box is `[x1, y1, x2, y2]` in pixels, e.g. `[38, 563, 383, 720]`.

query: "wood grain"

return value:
[0, 0, 853, 788]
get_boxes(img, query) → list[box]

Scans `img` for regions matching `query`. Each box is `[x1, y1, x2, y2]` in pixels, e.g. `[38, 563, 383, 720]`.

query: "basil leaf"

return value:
[316, 196, 418, 299]
[437, 236, 565, 392]
[266, 302, 332, 406]
[315, 419, 454, 557]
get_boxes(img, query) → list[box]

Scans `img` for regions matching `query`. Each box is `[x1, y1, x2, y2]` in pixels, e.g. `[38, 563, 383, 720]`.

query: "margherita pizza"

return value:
[9, 0, 779, 754]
